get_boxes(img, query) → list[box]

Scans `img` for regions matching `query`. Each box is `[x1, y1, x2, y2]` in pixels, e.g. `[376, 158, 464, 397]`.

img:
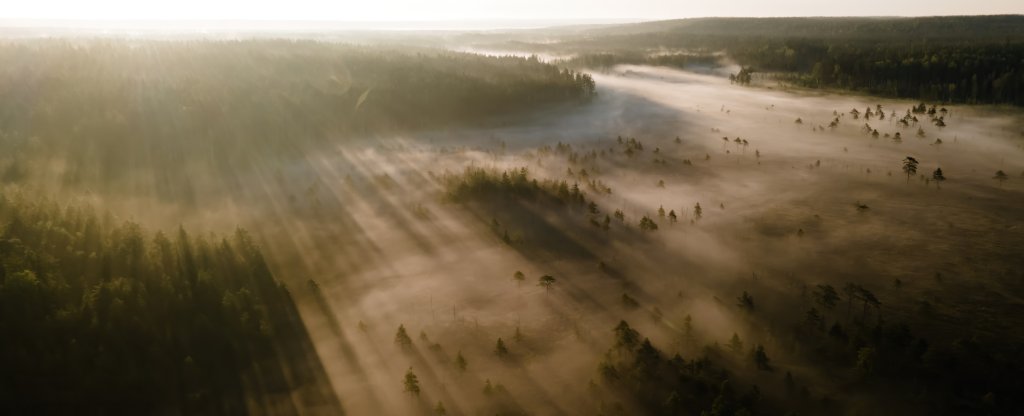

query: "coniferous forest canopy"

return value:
[1, 12, 1024, 416]
[0, 194, 340, 414]
[472, 16, 1024, 105]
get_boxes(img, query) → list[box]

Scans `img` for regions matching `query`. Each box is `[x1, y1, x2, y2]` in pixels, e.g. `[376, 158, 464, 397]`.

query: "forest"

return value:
[728, 40, 1024, 104]
[0, 40, 595, 198]
[558, 52, 720, 72]
[465, 16, 1024, 105]
[1, 15, 1023, 416]
[0, 192, 340, 414]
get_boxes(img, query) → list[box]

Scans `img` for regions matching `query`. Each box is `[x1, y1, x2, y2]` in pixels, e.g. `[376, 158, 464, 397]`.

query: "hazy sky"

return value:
[3, 0, 1021, 21]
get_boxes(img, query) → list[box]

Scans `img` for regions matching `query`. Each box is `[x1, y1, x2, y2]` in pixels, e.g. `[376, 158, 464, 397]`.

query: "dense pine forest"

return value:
[469, 16, 1024, 105]
[0, 193, 340, 414]
[1, 14, 1022, 416]
[0, 40, 595, 197]
[729, 40, 1024, 104]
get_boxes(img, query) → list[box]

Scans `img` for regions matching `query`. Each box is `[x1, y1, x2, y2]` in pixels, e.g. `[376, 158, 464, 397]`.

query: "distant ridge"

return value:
[581, 15, 1024, 40]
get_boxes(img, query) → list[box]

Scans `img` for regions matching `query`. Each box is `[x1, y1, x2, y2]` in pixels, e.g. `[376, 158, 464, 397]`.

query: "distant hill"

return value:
[575, 15, 1024, 41]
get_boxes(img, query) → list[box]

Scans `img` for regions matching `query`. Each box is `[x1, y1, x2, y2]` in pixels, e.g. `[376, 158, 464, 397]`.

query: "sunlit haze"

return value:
[3, 0, 1022, 22]
[2, 3, 1023, 416]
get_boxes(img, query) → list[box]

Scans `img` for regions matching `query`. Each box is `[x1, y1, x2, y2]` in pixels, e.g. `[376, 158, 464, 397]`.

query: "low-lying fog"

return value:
[57, 61, 1024, 414]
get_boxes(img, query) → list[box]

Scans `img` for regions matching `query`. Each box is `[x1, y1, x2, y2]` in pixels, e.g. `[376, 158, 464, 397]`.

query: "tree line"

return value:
[485, 15, 1024, 105]
[0, 40, 596, 198]
[731, 40, 1024, 105]
[559, 52, 720, 71]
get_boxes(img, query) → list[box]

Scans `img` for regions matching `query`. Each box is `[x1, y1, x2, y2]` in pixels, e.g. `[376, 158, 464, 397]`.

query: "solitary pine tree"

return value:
[455, 351, 468, 373]
[753, 345, 772, 371]
[902, 156, 919, 183]
[683, 314, 694, 342]
[933, 167, 946, 188]
[994, 170, 1009, 187]
[728, 333, 744, 353]
[737, 291, 755, 312]
[404, 367, 420, 397]
[395, 324, 413, 351]
[513, 270, 525, 287]
[538, 275, 556, 291]
[495, 338, 509, 357]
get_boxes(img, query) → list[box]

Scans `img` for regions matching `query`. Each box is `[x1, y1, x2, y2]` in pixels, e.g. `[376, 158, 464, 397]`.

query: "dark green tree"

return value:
[728, 333, 744, 353]
[455, 351, 468, 373]
[495, 338, 510, 357]
[404, 367, 420, 397]
[539, 275, 556, 291]
[614, 320, 640, 350]
[813, 284, 840, 312]
[737, 291, 755, 312]
[753, 345, 772, 371]
[933, 167, 946, 188]
[994, 170, 1009, 187]
[395, 324, 413, 350]
[902, 156, 919, 183]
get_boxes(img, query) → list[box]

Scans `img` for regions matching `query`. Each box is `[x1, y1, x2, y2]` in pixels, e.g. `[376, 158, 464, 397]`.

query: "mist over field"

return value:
[257, 64, 1024, 415]
[1, 13, 1024, 416]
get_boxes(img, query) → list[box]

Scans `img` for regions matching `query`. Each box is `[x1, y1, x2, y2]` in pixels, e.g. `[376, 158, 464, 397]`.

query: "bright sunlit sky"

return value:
[3, 0, 1022, 22]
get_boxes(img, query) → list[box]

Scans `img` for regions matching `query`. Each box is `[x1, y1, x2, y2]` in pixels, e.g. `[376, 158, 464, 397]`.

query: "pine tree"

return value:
[737, 291, 754, 312]
[683, 314, 694, 342]
[753, 345, 772, 371]
[395, 324, 413, 350]
[994, 170, 1009, 187]
[455, 351, 467, 373]
[495, 338, 509, 357]
[513, 270, 525, 286]
[403, 367, 420, 396]
[728, 333, 744, 353]
[932, 167, 946, 189]
[902, 156, 919, 183]
[539, 275, 556, 291]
